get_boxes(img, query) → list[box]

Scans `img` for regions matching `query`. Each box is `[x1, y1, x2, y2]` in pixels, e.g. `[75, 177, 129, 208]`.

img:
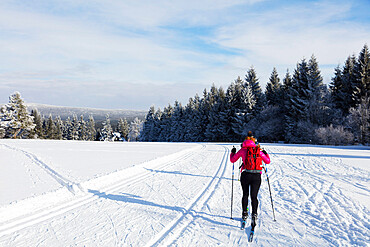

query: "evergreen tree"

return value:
[78, 115, 87, 140]
[128, 117, 143, 141]
[158, 104, 173, 142]
[330, 65, 345, 112]
[87, 115, 96, 141]
[141, 106, 156, 141]
[341, 55, 358, 113]
[354, 44, 370, 101]
[118, 118, 129, 141]
[285, 59, 310, 143]
[225, 76, 256, 141]
[152, 108, 163, 141]
[169, 101, 184, 141]
[54, 116, 64, 140]
[265, 67, 282, 107]
[100, 114, 113, 141]
[184, 95, 203, 142]
[64, 117, 73, 140]
[46, 114, 56, 139]
[245, 67, 265, 115]
[307, 55, 327, 126]
[71, 114, 80, 140]
[0, 92, 35, 138]
[31, 109, 44, 139]
[205, 87, 228, 142]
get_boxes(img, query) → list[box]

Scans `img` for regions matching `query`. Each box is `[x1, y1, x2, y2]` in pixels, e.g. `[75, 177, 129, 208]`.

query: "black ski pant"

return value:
[240, 171, 261, 215]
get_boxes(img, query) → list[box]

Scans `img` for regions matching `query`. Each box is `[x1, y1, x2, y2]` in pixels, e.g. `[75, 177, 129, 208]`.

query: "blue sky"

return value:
[0, 0, 369, 110]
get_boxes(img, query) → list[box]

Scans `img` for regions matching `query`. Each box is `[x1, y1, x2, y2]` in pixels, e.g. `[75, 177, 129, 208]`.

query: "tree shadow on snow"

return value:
[88, 189, 236, 228]
[145, 168, 235, 182]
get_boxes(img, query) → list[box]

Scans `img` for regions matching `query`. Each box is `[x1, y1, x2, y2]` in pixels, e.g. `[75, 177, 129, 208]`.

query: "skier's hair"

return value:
[245, 131, 255, 142]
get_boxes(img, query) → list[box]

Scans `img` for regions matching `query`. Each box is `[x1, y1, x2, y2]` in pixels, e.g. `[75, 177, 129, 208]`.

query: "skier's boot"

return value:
[251, 213, 258, 228]
[242, 210, 248, 221]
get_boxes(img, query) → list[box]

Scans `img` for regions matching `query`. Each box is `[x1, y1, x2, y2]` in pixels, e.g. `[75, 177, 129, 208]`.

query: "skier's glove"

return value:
[262, 149, 267, 155]
[231, 147, 236, 154]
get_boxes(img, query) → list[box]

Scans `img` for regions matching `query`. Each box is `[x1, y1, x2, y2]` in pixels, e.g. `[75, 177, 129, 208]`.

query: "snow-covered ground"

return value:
[0, 140, 369, 246]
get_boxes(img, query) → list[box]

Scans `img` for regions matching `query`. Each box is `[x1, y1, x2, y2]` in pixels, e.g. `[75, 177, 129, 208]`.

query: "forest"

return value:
[1, 44, 369, 145]
[141, 44, 369, 145]
[0, 95, 143, 142]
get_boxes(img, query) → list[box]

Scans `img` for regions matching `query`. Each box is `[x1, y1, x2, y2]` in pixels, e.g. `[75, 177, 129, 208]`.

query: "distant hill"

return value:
[26, 103, 147, 125]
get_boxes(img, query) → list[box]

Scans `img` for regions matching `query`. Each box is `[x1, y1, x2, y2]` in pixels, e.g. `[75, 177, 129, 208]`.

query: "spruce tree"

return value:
[141, 106, 156, 141]
[78, 115, 87, 140]
[87, 115, 97, 141]
[265, 67, 282, 106]
[158, 104, 173, 142]
[54, 116, 64, 140]
[169, 101, 184, 141]
[341, 55, 358, 113]
[153, 108, 162, 141]
[118, 118, 129, 141]
[100, 114, 113, 141]
[354, 44, 370, 101]
[0, 92, 35, 138]
[31, 109, 44, 139]
[71, 114, 80, 140]
[128, 117, 143, 141]
[46, 114, 56, 139]
[245, 67, 265, 115]
[307, 55, 326, 125]
[64, 117, 73, 140]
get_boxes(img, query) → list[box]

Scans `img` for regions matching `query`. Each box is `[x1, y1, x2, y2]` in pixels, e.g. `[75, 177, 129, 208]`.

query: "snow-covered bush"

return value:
[315, 125, 354, 145]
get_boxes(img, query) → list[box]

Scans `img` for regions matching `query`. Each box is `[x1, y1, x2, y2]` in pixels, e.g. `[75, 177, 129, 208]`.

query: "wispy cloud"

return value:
[0, 0, 369, 109]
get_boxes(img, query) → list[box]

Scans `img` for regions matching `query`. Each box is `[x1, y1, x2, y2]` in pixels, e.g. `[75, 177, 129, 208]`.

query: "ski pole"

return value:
[263, 164, 276, 221]
[230, 159, 235, 219]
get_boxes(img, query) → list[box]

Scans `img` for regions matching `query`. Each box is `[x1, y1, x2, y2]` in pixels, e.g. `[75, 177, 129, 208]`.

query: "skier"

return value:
[230, 131, 271, 228]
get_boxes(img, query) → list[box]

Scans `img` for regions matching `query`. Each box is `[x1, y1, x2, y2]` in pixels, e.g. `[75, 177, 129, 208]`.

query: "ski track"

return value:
[0, 144, 205, 241]
[145, 145, 229, 247]
[0, 143, 83, 194]
[0, 143, 369, 246]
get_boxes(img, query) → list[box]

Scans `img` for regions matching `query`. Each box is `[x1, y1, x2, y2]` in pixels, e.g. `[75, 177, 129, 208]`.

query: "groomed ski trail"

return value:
[0, 143, 369, 246]
[0, 144, 205, 241]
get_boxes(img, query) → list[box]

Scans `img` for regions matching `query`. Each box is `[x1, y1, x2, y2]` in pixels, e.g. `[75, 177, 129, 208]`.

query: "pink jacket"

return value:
[230, 140, 271, 172]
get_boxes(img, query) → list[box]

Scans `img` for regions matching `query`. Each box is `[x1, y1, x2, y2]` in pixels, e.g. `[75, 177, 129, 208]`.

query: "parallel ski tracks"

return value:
[0, 144, 206, 238]
[144, 145, 230, 247]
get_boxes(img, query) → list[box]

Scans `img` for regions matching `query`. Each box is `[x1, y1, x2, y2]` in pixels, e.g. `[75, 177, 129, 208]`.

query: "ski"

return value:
[240, 219, 246, 230]
[249, 215, 256, 242]
[248, 227, 255, 242]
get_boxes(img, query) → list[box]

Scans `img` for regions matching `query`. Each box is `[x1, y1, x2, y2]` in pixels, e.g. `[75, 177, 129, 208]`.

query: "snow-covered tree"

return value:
[46, 114, 56, 139]
[54, 116, 64, 140]
[63, 117, 72, 140]
[86, 115, 96, 141]
[0, 92, 35, 138]
[141, 106, 156, 141]
[78, 115, 87, 140]
[100, 114, 113, 141]
[71, 114, 80, 140]
[31, 109, 44, 139]
[169, 101, 184, 141]
[354, 44, 370, 103]
[128, 117, 143, 141]
[158, 104, 173, 142]
[118, 118, 129, 141]
[245, 67, 265, 115]
[265, 68, 282, 107]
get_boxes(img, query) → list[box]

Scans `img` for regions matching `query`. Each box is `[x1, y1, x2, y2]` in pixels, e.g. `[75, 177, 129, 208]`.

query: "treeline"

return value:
[141, 44, 369, 145]
[0, 92, 143, 141]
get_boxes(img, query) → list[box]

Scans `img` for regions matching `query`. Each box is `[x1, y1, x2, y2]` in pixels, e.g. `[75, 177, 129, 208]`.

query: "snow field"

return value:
[0, 140, 369, 246]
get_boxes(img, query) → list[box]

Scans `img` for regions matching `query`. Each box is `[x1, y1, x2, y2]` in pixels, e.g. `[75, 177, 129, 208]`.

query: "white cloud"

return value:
[0, 0, 369, 108]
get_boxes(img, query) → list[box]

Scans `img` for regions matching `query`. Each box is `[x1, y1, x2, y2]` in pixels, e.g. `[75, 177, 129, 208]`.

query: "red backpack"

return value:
[242, 147, 262, 171]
